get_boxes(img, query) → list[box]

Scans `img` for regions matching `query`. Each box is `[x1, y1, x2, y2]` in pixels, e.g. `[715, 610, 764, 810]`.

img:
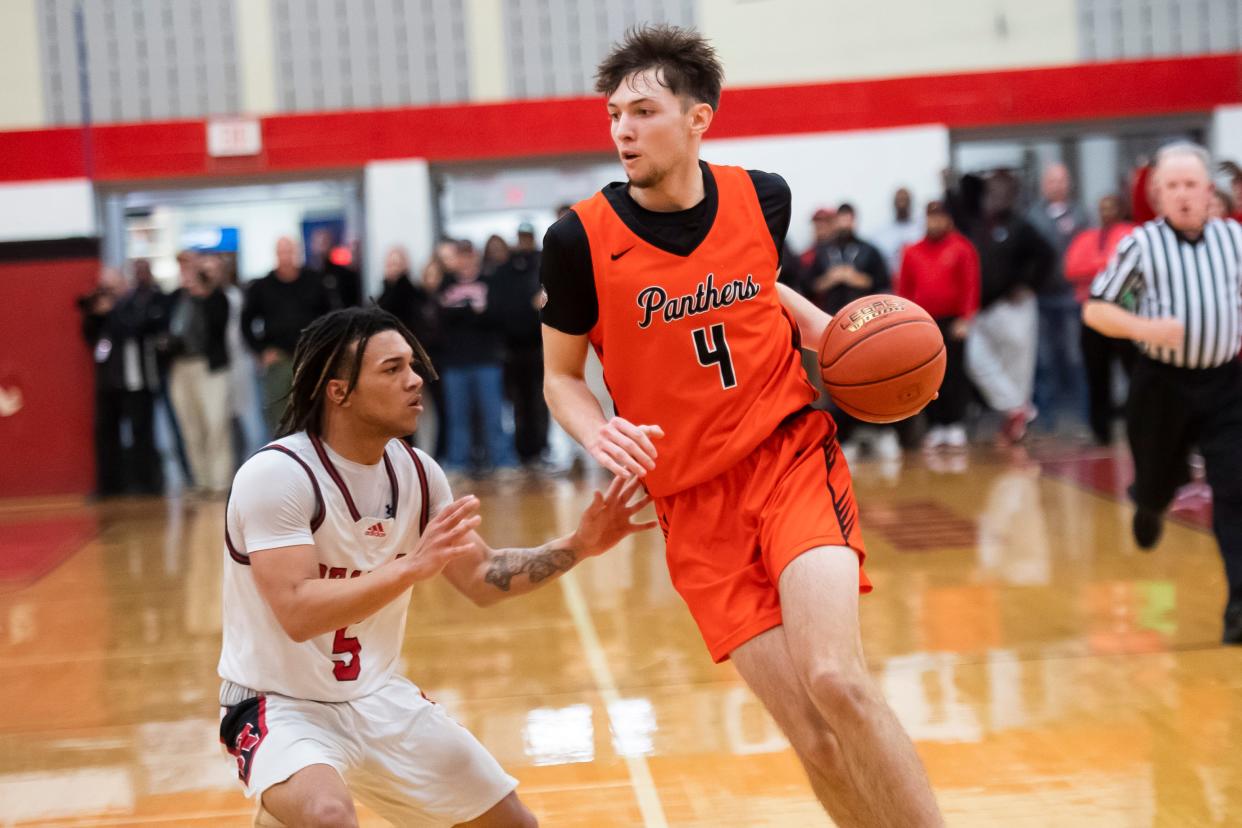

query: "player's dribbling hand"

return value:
[403, 495, 482, 581]
[587, 417, 664, 478]
[571, 474, 658, 558]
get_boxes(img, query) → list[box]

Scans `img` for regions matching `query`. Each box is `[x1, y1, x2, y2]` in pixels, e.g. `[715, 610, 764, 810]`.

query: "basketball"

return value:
[818, 294, 946, 423]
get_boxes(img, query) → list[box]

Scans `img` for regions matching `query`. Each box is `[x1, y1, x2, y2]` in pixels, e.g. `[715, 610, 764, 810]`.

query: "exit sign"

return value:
[207, 118, 262, 157]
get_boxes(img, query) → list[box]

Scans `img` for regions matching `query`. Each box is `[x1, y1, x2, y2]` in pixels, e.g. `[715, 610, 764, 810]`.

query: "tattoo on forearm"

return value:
[484, 546, 577, 591]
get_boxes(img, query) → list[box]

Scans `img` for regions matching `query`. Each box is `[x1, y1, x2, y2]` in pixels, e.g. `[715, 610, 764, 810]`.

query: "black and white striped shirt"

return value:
[1091, 217, 1242, 369]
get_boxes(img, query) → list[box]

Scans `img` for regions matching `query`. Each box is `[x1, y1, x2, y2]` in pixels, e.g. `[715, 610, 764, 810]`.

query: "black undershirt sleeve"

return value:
[747, 170, 792, 259]
[539, 210, 599, 335]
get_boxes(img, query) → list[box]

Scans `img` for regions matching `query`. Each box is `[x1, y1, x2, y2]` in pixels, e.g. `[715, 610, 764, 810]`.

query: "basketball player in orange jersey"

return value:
[540, 26, 942, 825]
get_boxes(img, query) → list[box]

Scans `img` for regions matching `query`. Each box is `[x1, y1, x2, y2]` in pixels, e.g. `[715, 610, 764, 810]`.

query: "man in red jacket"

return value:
[897, 201, 981, 449]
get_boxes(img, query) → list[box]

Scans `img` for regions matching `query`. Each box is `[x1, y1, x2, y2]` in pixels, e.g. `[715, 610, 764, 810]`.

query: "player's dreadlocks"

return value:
[276, 306, 436, 438]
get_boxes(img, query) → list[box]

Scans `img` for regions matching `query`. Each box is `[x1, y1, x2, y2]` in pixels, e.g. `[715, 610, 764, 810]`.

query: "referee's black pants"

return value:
[1127, 355, 1242, 604]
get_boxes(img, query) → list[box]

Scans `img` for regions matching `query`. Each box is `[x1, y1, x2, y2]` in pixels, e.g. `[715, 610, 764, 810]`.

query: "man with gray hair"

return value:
[1084, 141, 1242, 643]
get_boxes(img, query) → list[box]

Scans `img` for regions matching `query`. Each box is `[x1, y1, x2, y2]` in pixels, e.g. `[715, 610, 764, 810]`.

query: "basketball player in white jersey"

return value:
[219, 307, 655, 827]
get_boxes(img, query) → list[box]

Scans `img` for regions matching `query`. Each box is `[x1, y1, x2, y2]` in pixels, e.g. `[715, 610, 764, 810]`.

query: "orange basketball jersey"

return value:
[573, 163, 817, 496]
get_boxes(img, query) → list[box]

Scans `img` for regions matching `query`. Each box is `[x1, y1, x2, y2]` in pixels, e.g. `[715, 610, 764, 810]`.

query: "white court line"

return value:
[559, 570, 669, 828]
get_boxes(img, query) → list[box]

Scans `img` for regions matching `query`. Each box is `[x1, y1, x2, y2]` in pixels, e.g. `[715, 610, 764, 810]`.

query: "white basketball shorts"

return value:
[219, 674, 518, 826]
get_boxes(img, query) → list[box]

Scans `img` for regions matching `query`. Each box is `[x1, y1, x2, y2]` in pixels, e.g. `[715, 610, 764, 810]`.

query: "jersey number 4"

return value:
[692, 324, 737, 389]
[325, 567, 361, 681]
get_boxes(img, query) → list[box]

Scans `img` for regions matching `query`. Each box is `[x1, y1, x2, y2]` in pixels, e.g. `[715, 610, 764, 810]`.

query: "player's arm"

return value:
[542, 326, 663, 478]
[539, 215, 663, 478]
[250, 497, 480, 641]
[440, 475, 655, 606]
[778, 282, 833, 349]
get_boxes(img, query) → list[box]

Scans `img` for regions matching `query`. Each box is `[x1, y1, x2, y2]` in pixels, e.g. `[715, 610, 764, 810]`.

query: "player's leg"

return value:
[260, 763, 358, 828]
[348, 676, 526, 826]
[220, 694, 357, 828]
[778, 546, 942, 826]
[730, 626, 871, 826]
[456, 791, 538, 827]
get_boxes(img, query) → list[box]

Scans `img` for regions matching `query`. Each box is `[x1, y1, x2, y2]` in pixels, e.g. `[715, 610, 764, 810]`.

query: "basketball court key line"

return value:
[559, 570, 669, 828]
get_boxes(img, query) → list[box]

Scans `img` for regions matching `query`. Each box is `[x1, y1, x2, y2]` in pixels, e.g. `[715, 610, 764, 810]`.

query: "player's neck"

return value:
[629, 156, 704, 212]
[319, 416, 389, 466]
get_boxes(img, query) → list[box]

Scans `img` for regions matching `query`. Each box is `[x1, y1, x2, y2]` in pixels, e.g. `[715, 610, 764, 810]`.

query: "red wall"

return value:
[1, 54, 1240, 184]
[0, 257, 99, 497]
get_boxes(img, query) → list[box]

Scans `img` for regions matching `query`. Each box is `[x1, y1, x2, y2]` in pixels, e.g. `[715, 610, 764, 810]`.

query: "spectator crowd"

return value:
[81, 152, 1239, 497]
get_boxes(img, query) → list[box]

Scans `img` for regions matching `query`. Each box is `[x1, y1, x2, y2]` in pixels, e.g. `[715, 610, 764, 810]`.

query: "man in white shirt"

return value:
[873, 187, 925, 277]
[219, 306, 654, 827]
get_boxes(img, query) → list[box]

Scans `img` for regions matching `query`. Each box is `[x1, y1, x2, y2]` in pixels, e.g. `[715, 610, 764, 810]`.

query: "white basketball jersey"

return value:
[218, 432, 436, 702]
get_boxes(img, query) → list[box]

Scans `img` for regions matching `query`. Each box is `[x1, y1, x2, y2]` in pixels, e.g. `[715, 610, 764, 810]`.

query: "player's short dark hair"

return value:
[595, 25, 723, 111]
[277, 306, 435, 438]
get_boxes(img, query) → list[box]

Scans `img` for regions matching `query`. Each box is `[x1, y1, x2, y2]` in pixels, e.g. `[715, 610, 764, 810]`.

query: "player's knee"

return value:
[302, 796, 357, 828]
[805, 666, 874, 726]
[793, 728, 847, 782]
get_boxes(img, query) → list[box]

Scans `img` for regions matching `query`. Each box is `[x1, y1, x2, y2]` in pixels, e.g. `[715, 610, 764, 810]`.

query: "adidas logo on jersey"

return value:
[365, 522, 386, 538]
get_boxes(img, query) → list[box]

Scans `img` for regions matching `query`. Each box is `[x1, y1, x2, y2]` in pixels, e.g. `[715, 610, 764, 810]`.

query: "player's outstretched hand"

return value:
[571, 474, 658, 558]
[587, 416, 664, 478]
[403, 495, 482, 581]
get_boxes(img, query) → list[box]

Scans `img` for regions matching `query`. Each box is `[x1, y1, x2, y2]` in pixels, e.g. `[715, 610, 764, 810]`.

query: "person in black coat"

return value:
[79, 265, 165, 496]
[490, 225, 550, 466]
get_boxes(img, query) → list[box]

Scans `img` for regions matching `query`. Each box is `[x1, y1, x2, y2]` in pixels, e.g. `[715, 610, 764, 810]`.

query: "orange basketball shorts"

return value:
[653, 408, 871, 663]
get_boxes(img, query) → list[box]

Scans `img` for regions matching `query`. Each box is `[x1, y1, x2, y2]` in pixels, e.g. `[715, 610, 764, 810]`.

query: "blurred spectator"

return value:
[437, 240, 518, 475]
[377, 245, 438, 349]
[1210, 188, 1234, 220]
[242, 236, 332, 433]
[166, 250, 233, 494]
[1064, 194, 1136, 444]
[964, 171, 1055, 443]
[482, 234, 510, 276]
[874, 187, 925, 275]
[309, 227, 362, 310]
[805, 204, 898, 460]
[1027, 162, 1090, 431]
[804, 204, 890, 313]
[493, 222, 550, 467]
[79, 266, 164, 496]
[1130, 162, 1158, 224]
[214, 255, 267, 462]
[797, 207, 835, 287]
[897, 201, 980, 449]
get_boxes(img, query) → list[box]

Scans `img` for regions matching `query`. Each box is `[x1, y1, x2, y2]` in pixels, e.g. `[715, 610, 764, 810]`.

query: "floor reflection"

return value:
[0, 440, 1238, 825]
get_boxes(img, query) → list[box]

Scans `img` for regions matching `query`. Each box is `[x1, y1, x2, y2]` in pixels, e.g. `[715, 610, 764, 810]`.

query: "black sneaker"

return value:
[1223, 602, 1242, 645]
[1132, 508, 1163, 550]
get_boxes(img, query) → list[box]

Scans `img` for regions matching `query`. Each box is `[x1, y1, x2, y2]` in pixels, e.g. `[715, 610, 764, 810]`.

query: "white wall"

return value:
[700, 0, 1078, 87]
[0, 179, 96, 242]
[236, 0, 278, 115]
[1211, 105, 1242, 169]
[0, 0, 44, 129]
[365, 159, 435, 296]
[703, 125, 951, 251]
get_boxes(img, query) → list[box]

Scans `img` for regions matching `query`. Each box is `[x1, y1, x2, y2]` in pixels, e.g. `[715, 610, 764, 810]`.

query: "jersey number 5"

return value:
[692, 324, 737, 389]
[325, 567, 361, 681]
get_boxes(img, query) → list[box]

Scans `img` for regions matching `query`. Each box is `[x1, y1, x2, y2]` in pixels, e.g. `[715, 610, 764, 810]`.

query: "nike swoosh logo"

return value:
[611, 245, 636, 261]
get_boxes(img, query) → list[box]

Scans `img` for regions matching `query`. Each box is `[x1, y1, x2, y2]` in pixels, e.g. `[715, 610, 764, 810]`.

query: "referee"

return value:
[1084, 142, 1242, 643]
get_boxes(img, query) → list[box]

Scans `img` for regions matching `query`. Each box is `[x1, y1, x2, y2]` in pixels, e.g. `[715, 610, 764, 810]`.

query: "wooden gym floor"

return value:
[1, 439, 1240, 827]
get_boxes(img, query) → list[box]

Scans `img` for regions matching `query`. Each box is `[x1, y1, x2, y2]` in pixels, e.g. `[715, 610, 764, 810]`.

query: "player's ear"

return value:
[688, 101, 713, 137]
[325, 377, 350, 407]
